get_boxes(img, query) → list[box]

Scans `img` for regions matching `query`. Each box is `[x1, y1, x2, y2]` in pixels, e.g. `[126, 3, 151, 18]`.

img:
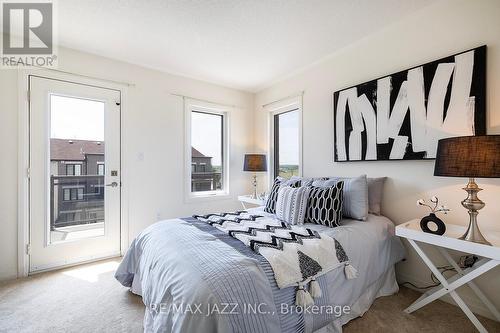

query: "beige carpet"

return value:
[0, 258, 498, 333]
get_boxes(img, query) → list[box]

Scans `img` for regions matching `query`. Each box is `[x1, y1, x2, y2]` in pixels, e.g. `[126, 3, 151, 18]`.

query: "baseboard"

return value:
[0, 272, 19, 283]
[29, 253, 122, 275]
[397, 272, 498, 322]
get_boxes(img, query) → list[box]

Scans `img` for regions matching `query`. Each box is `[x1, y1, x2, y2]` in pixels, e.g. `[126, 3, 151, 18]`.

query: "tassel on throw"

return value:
[344, 263, 358, 280]
[309, 279, 322, 298]
[295, 285, 314, 307]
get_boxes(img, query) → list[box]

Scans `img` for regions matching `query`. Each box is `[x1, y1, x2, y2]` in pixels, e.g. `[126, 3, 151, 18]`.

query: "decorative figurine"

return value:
[416, 196, 450, 235]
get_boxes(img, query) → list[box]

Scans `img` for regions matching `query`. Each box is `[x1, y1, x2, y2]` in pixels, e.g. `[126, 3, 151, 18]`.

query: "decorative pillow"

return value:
[311, 175, 368, 221]
[304, 182, 344, 228]
[289, 176, 314, 187]
[275, 186, 311, 225]
[264, 177, 301, 214]
[367, 177, 386, 215]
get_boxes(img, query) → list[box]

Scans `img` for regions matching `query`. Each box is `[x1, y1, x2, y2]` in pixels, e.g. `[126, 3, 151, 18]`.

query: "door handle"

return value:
[106, 182, 119, 187]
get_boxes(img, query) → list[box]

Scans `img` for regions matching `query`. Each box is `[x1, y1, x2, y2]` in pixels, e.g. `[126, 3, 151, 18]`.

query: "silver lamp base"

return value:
[251, 174, 258, 199]
[460, 178, 491, 246]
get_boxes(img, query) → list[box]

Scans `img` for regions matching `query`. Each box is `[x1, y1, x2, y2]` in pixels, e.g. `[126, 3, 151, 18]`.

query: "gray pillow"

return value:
[311, 175, 368, 221]
[289, 176, 314, 186]
[367, 177, 386, 216]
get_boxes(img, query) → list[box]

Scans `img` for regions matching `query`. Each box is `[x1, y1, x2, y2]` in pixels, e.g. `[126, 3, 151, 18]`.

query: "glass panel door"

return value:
[29, 76, 121, 272]
[49, 95, 106, 243]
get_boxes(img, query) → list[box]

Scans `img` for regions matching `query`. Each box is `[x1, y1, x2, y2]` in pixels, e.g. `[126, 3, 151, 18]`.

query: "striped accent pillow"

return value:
[305, 182, 344, 228]
[264, 177, 301, 214]
[275, 186, 311, 225]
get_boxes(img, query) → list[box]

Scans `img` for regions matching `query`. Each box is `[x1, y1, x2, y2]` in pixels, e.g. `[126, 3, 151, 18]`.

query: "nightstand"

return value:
[237, 195, 265, 209]
[396, 219, 500, 333]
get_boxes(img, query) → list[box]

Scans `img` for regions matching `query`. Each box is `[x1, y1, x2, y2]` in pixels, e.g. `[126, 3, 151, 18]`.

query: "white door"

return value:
[29, 76, 121, 272]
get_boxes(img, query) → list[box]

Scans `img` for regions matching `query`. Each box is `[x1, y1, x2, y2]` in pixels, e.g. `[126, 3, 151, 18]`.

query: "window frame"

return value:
[184, 98, 230, 201]
[74, 164, 82, 176]
[97, 162, 105, 176]
[62, 185, 85, 202]
[65, 162, 82, 176]
[266, 95, 303, 184]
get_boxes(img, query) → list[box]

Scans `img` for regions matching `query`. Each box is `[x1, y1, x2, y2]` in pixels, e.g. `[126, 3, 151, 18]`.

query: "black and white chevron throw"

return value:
[193, 211, 358, 306]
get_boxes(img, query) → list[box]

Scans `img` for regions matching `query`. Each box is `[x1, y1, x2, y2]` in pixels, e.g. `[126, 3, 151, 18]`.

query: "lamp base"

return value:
[460, 178, 491, 246]
[459, 227, 491, 246]
[251, 174, 258, 199]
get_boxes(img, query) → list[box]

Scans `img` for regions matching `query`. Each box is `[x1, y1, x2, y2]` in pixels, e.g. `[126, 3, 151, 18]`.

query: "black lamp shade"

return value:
[434, 135, 500, 178]
[243, 154, 267, 172]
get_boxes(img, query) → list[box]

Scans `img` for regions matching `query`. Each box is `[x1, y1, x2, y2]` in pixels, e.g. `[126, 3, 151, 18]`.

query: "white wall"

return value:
[0, 47, 254, 281]
[1, 0, 499, 320]
[0, 70, 19, 281]
[254, 0, 500, 319]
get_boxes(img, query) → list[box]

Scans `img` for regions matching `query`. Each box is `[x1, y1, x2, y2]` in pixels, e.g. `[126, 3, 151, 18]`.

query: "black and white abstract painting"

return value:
[333, 46, 486, 162]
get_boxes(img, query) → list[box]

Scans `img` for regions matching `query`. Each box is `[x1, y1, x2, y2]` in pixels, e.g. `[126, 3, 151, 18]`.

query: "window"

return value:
[63, 188, 70, 201]
[97, 163, 105, 176]
[185, 99, 229, 199]
[62, 186, 84, 201]
[266, 96, 302, 180]
[66, 163, 82, 176]
[273, 109, 301, 178]
[191, 111, 223, 192]
[77, 188, 84, 200]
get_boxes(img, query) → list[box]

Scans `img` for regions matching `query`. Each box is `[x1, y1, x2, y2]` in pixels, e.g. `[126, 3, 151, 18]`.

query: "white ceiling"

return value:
[58, 0, 437, 92]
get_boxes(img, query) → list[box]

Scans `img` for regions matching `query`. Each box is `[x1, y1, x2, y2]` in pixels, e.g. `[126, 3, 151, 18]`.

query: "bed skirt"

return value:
[314, 265, 398, 333]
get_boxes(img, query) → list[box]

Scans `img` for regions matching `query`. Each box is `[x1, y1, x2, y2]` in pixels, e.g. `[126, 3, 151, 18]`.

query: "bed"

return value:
[115, 205, 405, 333]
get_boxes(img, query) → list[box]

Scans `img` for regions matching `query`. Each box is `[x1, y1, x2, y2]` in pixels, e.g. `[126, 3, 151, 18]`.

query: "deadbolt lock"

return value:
[111, 170, 118, 176]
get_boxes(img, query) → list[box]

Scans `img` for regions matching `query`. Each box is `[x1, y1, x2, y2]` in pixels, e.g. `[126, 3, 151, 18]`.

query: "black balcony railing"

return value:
[191, 171, 222, 192]
[50, 175, 105, 229]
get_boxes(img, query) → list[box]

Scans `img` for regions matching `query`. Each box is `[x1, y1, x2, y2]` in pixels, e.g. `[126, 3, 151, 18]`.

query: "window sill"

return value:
[185, 191, 232, 203]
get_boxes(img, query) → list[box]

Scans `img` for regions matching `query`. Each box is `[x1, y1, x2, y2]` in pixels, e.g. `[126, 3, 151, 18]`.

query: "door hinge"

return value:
[27, 168, 31, 179]
[27, 90, 30, 103]
[26, 243, 31, 255]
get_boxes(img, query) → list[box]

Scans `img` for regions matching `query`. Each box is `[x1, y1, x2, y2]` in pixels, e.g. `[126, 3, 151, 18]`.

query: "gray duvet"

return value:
[115, 209, 404, 333]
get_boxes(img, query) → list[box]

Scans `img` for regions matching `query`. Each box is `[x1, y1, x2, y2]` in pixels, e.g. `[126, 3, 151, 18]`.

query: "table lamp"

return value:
[434, 135, 500, 245]
[243, 154, 267, 199]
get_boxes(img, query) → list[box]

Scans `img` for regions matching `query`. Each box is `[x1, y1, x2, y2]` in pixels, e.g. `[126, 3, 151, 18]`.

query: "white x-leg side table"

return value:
[237, 195, 265, 210]
[396, 220, 500, 333]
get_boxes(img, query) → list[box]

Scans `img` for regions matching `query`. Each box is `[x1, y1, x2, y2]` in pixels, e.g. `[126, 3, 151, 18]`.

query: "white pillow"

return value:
[275, 186, 311, 225]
